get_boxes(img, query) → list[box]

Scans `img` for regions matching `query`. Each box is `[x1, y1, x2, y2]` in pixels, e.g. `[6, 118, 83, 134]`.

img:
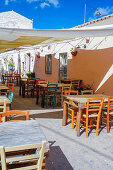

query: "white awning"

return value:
[0, 24, 113, 52]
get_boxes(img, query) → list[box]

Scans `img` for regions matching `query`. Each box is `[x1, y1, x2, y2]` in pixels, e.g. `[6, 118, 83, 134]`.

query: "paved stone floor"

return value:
[12, 87, 113, 170]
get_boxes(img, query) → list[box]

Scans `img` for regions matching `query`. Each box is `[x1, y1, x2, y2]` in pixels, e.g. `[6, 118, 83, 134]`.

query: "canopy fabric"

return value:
[0, 24, 113, 52]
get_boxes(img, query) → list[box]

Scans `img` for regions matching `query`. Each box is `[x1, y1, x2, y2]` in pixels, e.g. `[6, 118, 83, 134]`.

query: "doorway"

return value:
[59, 53, 68, 81]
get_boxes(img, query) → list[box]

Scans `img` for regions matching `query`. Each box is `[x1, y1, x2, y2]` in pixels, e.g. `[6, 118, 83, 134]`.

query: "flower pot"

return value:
[8, 66, 14, 70]
[71, 51, 78, 56]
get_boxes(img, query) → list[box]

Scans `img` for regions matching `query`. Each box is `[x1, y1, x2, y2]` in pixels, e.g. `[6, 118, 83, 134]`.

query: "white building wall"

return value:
[0, 11, 33, 29]
[82, 17, 113, 27]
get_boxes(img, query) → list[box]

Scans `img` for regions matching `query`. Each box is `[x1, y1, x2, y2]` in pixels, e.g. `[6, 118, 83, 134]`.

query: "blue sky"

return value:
[0, 0, 113, 29]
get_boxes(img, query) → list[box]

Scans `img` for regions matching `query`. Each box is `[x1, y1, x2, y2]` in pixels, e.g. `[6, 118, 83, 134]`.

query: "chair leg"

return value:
[107, 112, 109, 133]
[71, 110, 74, 129]
[89, 118, 92, 129]
[86, 116, 88, 138]
[46, 96, 48, 109]
[96, 118, 100, 136]
[11, 103, 13, 110]
[75, 112, 78, 131]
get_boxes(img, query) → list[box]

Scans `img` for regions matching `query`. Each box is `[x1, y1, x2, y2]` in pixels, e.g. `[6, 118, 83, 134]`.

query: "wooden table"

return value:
[0, 96, 11, 111]
[36, 83, 71, 107]
[19, 79, 27, 97]
[0, 120, 49, 169]
[62, 94, 108, 137]
[2, 75, 13, 84]
[0, 85, 9, 94]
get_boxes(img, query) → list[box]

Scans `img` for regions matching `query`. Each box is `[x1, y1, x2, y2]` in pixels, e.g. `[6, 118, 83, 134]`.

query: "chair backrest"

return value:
[86, 98, 104, 117]
[62, 84, 72, 94]
[47, 81, 58, 84]
[81, 90, 93, 95]
[14, 74, 20, 78]
[46, 84, 58, 108]
[37, 80, 46, 84]
[32, 78, 40, 80]
[47, 84, 58, 94]
[0, 141, 46, 170]
[8, 83, 14, 92]
[107, 96, 113, 113]
[27, 79, 35, 89]
[14, 74, 21, 86]
[1, 110, 29, 122]
[64, 90, 78, 95]
[8, 92, 13, 102]
[71, 80, 81, 89]
[0, 99, 7, 122]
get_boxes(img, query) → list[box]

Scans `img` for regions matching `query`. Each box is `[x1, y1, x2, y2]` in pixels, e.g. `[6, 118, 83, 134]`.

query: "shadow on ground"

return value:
[30, 111, 63, 119]
[46, 143, 73, 170]
[13, 111, 63, 120]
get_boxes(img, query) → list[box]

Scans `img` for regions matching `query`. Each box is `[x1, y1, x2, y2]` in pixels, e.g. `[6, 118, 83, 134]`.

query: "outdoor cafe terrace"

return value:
[0, 75, 113, 169]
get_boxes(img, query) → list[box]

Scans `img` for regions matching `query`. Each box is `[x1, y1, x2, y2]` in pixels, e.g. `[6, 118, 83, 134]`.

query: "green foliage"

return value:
[70, 48, 74, 52]
[8, 63, 14, 66]
[26, 71, 35, 78]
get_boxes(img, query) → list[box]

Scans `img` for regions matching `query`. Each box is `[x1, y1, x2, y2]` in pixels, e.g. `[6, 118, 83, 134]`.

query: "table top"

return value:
[0, 120, 48, 148]
[0, 85, 9, 90]
[38, 83, 71, 88]
[65, 94, 108, 104]
[0, 96, 11, 104]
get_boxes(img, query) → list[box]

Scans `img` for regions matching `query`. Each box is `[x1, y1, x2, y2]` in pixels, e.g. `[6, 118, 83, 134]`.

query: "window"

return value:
[45, 54, 52, 74]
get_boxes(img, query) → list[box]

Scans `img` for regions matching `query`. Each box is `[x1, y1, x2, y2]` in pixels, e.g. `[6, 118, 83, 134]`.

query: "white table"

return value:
[0, 120, 48, 147]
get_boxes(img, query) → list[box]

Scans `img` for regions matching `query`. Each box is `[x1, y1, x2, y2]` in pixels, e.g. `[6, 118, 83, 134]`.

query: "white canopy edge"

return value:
[1, 24, 113, 41]
[95, 65, 113, 92]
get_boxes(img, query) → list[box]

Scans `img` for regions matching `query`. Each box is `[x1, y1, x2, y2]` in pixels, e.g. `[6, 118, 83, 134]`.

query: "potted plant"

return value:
[26, 71, 35, 78]
[76, 84, 93, 94]
[8, 63, 15, 70]
[70, 47, 78, 56]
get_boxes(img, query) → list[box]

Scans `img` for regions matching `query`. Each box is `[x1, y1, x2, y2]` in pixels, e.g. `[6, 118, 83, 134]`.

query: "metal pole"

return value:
[84, 2, 86, 24]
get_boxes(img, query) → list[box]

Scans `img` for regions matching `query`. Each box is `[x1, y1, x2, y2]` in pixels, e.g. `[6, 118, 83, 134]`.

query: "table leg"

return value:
[36, 86, 39, 104]
[22, 84, 25, 98]
[41, 89, 45, 108]
[77, 103, 82, 137]
[19, 81, 22, 96]
[62, 102, 68, 126]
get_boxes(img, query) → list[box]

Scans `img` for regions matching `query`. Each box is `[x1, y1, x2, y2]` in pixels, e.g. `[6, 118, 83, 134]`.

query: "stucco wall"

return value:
[85, 17, 113, 27]
[35, 55, 59, 81]
[0, 11, 33, 29]
[68, 47, 113, 95]
[35, 47, 113, 96]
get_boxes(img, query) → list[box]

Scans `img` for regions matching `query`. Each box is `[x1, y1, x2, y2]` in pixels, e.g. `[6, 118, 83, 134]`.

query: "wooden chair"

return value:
[81, 98, 104, 137]
[0, 141, 46, 170]
[81, 90, 93, 95]
[64, 90, 78, 129]
[37, 80, 46, 84]
[8, 83, 14, 93]
[0, 99, 6, 122]
[41, 84, 58, 108]
[71, 80, 81, 89]
[8, 92, 13, 110]
[25, 79, 35, 97]
[47, 81, 58, 84]
[13, 74, 21, 86]
[36, 80, 47, 103]
[0, 110, 29, 122]
[64, 90, 78, 96]
[61, 84, 72, 105]
[103, 96, 113, 133]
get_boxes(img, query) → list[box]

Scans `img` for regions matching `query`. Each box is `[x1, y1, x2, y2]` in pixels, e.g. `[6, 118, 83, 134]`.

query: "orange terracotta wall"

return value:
[34, 54, 59, 81]
[34, 47, 113, 96]
[68, 47, 113, 95]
